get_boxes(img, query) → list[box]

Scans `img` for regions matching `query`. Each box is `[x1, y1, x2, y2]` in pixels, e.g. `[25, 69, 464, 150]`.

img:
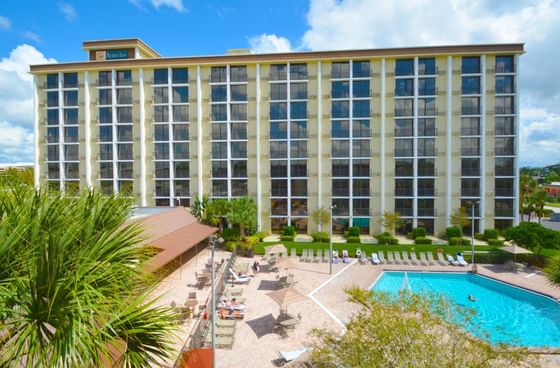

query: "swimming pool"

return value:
[372, 272, 560, 348]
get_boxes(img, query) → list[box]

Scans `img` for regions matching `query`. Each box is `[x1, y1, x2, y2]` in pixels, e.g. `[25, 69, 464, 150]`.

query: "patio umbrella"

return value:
[266, 287, 307, 314]
[500, 243, 532, 262]
[274, 257, 296, 271]
[264, 244, 287, 256]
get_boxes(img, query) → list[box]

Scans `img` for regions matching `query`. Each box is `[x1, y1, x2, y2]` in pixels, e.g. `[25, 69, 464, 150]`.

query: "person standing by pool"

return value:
[252, 260, 260, 277]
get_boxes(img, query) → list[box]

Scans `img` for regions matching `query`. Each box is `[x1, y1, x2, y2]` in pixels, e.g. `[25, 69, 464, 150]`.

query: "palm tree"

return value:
[519, 175, 536, 222]
[531, 189, 549, 224]
[0, 185, 177, 367]
[190, 195, 209, 222]
[226, 197, 257, 240]
[206, 198, 230, 232]
[450, 207, 471, 244]
[311, 207, 331, 232]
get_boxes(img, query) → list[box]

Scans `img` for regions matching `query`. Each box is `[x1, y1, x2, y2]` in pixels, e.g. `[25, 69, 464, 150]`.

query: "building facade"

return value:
[30, 39, 524, 235]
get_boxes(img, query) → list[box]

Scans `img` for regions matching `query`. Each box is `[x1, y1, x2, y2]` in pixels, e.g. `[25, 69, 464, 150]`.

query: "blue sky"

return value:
[0, 0, 559, 167]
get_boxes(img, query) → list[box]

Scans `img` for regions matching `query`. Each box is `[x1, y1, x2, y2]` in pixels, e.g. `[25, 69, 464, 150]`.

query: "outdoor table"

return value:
[277, 313, 296, 322]
[185, 299, 198, 313]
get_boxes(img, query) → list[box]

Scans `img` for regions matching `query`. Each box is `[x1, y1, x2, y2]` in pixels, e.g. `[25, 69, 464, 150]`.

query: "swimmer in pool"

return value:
[468, 294, 477, 302]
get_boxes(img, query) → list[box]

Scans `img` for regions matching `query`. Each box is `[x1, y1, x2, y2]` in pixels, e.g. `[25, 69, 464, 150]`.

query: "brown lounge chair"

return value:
[219, 308, 245, 320]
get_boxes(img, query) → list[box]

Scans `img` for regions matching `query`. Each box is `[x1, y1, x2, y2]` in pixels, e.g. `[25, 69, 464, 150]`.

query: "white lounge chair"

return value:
[290, 248, 297, 258]
[342, 249, 350, 263]
[358, 249, 367, 264]
[386, 251, 395, 264]
[436, 252, 447, 265]
[377, 251, 386, 264]
[299, 249, 307, 262]
[419, 252, 429, 265]
[314, 249, 322, 263]
[371, 252, 381, 265]
[456, 253, 469, 266]
[447, 254, 459, 266]
[394, 251, 403, 264]
[401, 251, 411, 264]
[229, 269, 252, 284]
[332, 250, 340, 263]
[410, 252, 419, 265]
[323, 249, 330, 263]
[427, 252, 438, 265]
[279, 347, 308, 363]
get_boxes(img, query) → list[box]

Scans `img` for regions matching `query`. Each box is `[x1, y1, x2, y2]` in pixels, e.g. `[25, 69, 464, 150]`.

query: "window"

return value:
[47, 127, 59, 143]
[290, 64, 307, 80]
[353, 198, 369, 216]
[117, 88, 132, 104]
[353, 100, 370, 118]
[461, 97, 480, 115]
[332, 160, 349, 177]
[64, 109, 78, 124]
[211, 85, 227, 101]
[116, 70, 131, 86]
[172, 68, 188, 84]
[231, 142, 247, 158]
[290, 83, 307, 100]
[174, 143, 189, 159]
[65, 163, 79, 179]
[64, 127, 78, 143]
[495, 137, 514, 156]
[495, 96, 514, 115]
[332, 199, 350, 216]
[496, 56, 514, 73]
[173, 105, 188, 122]
[270, 121, 287, 139]
[332, 81, 350, 98]
[418, 98, 436, 116]
[173, 124, 189, 140]
[395, 179, 413, 196]
[417, 138, 435, 156]
[211, 104, 227, 121]
[395, 59, 414, 76]
[155, 162, 170, 178]
[395, 159, 413, 176]
[100, 162, 113, 178]
[352, 61, 370, 78]
[63, 73, 78, 88]
[331, 62, 349, 79]
[495, 199, 514, 217]
[230, 66, 247, 82]
[270, 64, 287, 81]
[418, 58, 436, 75]
[230, 122, 247, 139]
[98, 89, 112, 105]
[353, 179, 369, 196]
[154, 106, 168, 122]
[153, 69, 168, 84]
[270, 102, 288, 120]
[99, 144, 112, 160]
[462, 57, 480, 74]
[395, 99, 413, 117]
[47, 91, 58, 107]
[98, 71, 111, 87]
[418, 78, 435, 96]
[395, 198, 413, 216]
[117, 144, 132, 160]
[231, 84, 247, 101]
[47, 109, 59, 125]
[47, 145, 59, 161]
[212, 180, 228, 197]
[270, 83, 287, 100]
[332, 101, 349, 118]
[353, 80, 370, 98]
[212, 161, 227, 178]
[211, 123, 227, 140]
[64, 90, 78, 106]
[290, 141, 307, 158]
[271, 161, 288, 177]
[395, 139, 413, 157]
[290, 102, 307, 119]
[271, 179, 288, 196]
[232, 180, 248, 196]
[117, 107, 132, 123]
[291, 179, 307, 196]
[418, 159, 435, 176]
[417, 199, 434, 216]
[352, 140, 370, 157]
[395, 119, 413, 137]
[461, 138, 479, 156]
[290, 121, 307, 139]
[291, 161, 307, 177]
[496, 76, 514, 94]
[155, 143, 169, 160]
[461, 158, 480, 176]
[173, 87, 188, 103]
[175, 180, 189, 196]
[175, 161, 189, 178]
[495, 178, 514, 196]
[461, 117, 480, 136]
[395, 79, 413, 96]
[332, 140, 349, 157]
[230, 104, 247, 121]
[495, 157, 514, 176]
[211, 67, 227, 83]
[47, 73, 58, 89]
[418, 118, 436, 136]
[462, 76, 480, 95]
[64, 145, 79, 161]
[118, 162, 133, 179]
[333, 179, 350, 196]
[353, 120, 370, 138]
[495, 117, 514, 135]
[270, 141, 287, 158]
[271, 199, 288, 216]
[156, 180, 170, 196]
[461, 178, 480, 196]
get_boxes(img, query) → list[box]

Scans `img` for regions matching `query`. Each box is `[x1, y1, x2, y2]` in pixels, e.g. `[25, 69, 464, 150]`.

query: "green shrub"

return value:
[312, 231, 330, 242]
[475, 233, 486, 241]
[221, 228, 240, 241]
[449, 237, 471, 246]
[411, 227, 426, 239]
[225, 241, 237, 252]
[253, 231, 268, 241]
[483, 229, 499, 240]
[346, 236, 361, 244]
[282, 226, 296, 236]
[280, 235, 294, 241]
[347, 226, 361, 237]
[406, 232, 414, 239]
[446, 226, 461, 239]
[343, 231, 349, 238]
[375, 232, 392, 245]
[414, 236, 432, 245]
[390, 238, 399, 245]
[487, 239, 505, 247]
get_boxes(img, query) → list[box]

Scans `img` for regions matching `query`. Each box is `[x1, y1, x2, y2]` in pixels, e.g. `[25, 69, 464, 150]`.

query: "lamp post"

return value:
[471, 201, 479, 272]
[329, 205, 336, 275]
[209, 235, 223, 368]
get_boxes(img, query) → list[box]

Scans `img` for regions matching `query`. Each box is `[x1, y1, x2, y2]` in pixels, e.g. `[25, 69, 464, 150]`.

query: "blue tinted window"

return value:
[332, 120, 349, 138]
[290, 64, 307, 80]
[47, 91, 58, 107]
[47, 74, 58, 89]
[270, 102, 288, 120]
[211, 85, 227, 101]
[172, 68, 188, 84]
[395, 59, 414, 76]
[332, 101, 349, 118]
[63, 73, 78, 88]
[496, 56, 514, 73]
[64, 109, 78, 124]
[353, 80, 370, 98]
[332, 81, 349, 98]
[332, 62, 349, 79]
[290, 83, 307, 100]
[352, 61, 370, 78]
[353, 100, 370, 118]
[211, 67, 227, 83]
[418, 78, 436, 96]
[496, 76, 514, 94]
[154, 69, 168, 84]
[395, 79, 413, 96]
[211, 104, 227, 121]
[462, 57, 480, 74]
[462, 77, 480, 95]
[47, 109, 58, 125]
[418, 58, 436, 75]
[290, 102, 307, 119]
[270, 122, 287, 139]
[270, 64, 287, 81]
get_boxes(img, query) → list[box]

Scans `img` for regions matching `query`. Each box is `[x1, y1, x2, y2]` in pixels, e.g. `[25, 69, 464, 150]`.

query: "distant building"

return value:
[544, 182, 560, 198]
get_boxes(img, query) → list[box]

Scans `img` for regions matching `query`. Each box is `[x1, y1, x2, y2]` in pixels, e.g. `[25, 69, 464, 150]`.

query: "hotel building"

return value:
[30, 39, 524, 235]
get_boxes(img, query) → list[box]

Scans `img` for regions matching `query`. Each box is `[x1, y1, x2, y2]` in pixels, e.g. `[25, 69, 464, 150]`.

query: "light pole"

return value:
[470, 200, 479, 272]
[209, 235, 223, 368]
[329, 205, 336, 275]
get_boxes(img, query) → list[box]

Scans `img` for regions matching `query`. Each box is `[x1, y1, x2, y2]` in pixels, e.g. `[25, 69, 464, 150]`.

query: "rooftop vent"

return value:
[226, 48, 252, 56]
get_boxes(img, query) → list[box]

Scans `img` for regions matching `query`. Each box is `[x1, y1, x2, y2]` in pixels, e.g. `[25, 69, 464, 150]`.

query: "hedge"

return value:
[412, 227, 427, 239]
[346, 236, 361, 244]
[484, 229, 499, 240]
[221, 228, 240, 241]
[347, 226, 361, 237]
[449, 237, 472, 246]
[414, 236, 432, 245]
[282, 226, 296, 236]
[446, 226, 461, 239]
[312, 231, 330, 242]
[280, 235, 294, 241]
[487, 239, 505, 247]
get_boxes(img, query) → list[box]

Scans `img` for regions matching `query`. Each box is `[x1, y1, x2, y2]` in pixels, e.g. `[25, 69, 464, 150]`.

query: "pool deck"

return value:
[150, 252, 560, 367]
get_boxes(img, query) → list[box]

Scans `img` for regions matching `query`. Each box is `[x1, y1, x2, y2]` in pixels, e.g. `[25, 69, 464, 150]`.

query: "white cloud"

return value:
[0, 15, 11, 30]
[58, 2, 77, 22]
[21, 31, 41, 43]
[151, 0, 186, 13]
[0, 44, 56, 164]
[249, 34, 293, 53]
[520, 108, 560, 166]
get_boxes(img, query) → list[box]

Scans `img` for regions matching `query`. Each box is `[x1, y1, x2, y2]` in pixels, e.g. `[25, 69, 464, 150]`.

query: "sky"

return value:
[0, 0, 559, 167]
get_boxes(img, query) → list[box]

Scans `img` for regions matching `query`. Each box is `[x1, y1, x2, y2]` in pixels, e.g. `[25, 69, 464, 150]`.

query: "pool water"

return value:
[372, 272, 560, 347]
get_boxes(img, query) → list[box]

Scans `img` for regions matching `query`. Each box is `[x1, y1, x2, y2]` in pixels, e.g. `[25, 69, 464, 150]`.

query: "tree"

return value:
[0, 184, 177, 367]
[379, 211, 403, 236]
[0, 166, 34, 186]
[190, 195, 209, 222]
[519, 175, 536, 222]
[226, 197, 257, 240]
[206, 198, 230, 232]
[503, 222, 560, 255]
[531, 189, 549, 224]
[311, 206, 331, 232]
[450, 207, 470, 244]
[310, 288, 533, 368]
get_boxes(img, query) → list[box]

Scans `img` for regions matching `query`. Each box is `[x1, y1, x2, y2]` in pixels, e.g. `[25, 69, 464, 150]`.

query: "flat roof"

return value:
[82, 38, 161, 58]
[30, 43, 524, 73]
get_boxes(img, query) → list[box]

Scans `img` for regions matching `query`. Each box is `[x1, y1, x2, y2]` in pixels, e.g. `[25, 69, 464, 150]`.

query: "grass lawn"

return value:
[546, 202, 560, 208]
[255, 241, 504, 257]
[540, 248, 560, 258]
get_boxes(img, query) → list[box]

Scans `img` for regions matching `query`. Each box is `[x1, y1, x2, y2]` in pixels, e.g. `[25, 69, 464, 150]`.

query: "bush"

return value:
[225, 241, 237, 252]
[343, 231, 349, 238]
[221, 228, 240, 241]
[375, 232, 398, 245]
[347, 226, 361, 237]
[312, 231, 330, 242]
[483, 229, 499, 240]
[406, 232, 414, 239]
[449, 237, 471, 246]
[446, 226, 462, 239]
[346, 236, 361, 244]
[475, 233, 486, 241]
[411, 227, 426, 239]
[253, 231, 268, 241]
[282, 226, 296, 236]
[280, 235, 294, 241]
[414, 236, 432, 245]
[390, 237, 399, 245]
[238, 236, 259, 257]
[488, 239, 505, 247]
